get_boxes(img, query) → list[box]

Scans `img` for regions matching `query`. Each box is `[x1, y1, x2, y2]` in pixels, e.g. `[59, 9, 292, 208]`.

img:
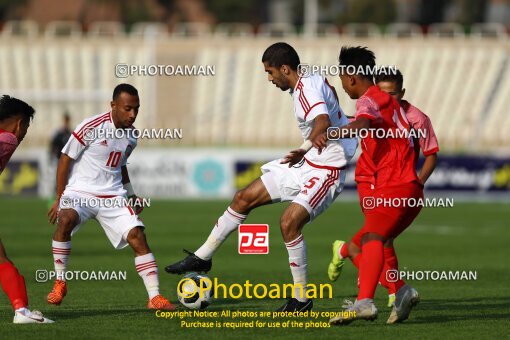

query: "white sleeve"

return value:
[297, 87, 328, 122]
[61, 134, 85, 160]
[61, 121, 93, 160]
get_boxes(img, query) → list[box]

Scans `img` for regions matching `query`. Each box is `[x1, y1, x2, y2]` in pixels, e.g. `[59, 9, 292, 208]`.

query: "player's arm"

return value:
[281, 114, 331, 167]
[415, 112, 439, 184]
[47, 120, 93, 223]
[419, 153, 437, 184]
[48, 153, 74, 224]
[317, 116, 371, 148]
[121, 165, 144, 214]
[319, 95, 377, 147]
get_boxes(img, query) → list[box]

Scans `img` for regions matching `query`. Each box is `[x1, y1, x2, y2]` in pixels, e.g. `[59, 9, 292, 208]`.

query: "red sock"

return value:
[351, 254, 362, 288]
[17, 274, 29, 306]
[351, 253, 361, 269]
[379, 246, 404, 294]
[0, 262, 27, 310]
[340, 243, 350, 259]
[358, 240, 384, 300]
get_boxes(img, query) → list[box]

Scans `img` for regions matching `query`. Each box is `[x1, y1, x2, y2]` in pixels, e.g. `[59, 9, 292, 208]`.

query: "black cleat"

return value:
[275, 298, 313, 312]
[165, 249, 212, 274]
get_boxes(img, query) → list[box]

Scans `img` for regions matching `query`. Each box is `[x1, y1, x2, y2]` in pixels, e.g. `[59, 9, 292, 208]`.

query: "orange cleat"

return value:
[47, 280, 67, 305]
[147, 295, 176, 310]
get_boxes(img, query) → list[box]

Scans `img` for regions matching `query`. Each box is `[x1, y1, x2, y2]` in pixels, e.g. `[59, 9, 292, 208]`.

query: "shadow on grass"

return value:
[397, 296, 510, 324]
[42, 307, 150, 320]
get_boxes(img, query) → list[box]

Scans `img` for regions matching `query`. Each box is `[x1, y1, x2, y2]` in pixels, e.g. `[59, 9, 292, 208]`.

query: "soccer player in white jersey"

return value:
[46, 84, 174, 310]
[165, 42, 357, 312]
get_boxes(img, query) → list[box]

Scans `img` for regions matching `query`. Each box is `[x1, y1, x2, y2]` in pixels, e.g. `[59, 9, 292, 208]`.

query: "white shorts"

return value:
[59, 189, 144, 249]
[260, 158, 346, 221]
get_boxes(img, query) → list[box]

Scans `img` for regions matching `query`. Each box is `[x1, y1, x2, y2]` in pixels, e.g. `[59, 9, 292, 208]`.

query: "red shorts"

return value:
[351, 182, 423, 246]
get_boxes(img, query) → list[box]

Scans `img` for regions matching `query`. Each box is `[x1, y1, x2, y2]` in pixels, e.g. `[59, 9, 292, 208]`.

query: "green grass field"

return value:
[1, 198, 509, 339]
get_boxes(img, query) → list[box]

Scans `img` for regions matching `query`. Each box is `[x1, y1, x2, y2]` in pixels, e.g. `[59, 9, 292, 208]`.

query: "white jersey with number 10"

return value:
[61, 111, 137, 196]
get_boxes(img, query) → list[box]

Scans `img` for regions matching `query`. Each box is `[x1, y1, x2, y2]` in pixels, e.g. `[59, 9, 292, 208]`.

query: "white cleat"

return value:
[329, 298, 378, 325]
[13, 308, 54, 324]
[387, 284, 420, 324]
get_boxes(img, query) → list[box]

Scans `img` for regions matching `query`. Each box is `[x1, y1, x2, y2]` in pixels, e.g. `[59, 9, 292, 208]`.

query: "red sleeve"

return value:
[414, 113, 439, 156]
[355, 96, 382, 121]
[0, 131, 18, 173]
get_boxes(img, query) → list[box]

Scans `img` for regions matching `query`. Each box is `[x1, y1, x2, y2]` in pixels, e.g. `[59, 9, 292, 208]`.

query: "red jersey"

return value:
[354, 86, 419, 188]
[401, 100, 439, 165]
[0, 129, 18, 174]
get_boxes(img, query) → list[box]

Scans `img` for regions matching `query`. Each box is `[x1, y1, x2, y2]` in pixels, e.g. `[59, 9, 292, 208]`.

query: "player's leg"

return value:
[195, 177, 272, 258]
[277, 166, 342, 312]
[0, 239, 27, 310]
[275, 203, 313, 312]
[386, 200, 423, 324]
[377, 238, 398, 307]
[331, 183, 423, 326]
[47, 209, 78, 305]
[329, 227, 384, 325]
[380, 201, 422, 300]
[338, 236, 398, 307]
[48, 192, 88, 306]
[328, 182, 372, 281]
[125, 226, 175, 310]
[165, 177, 273, 274]
[94, 201, 175, 310]
[0, 240, 54, 323]
[358, 232, 386, 300]
[328, 232, 363, 281]
[330, 204, 399, 325]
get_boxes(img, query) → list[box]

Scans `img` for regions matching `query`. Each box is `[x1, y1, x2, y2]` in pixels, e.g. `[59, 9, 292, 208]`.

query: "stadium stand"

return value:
[88, 21, 125, 38]
[2, 20, 39, 38]
[214, 23, 254, 37]
[307, 24, 341, 38]
[429, 23, 465, 38]
[171, 23, 212, 37]
[258, 23, 297, 38]
[385, 23, 423, 38]
[44, 21, 82, 38]
[470, 23, 508, 39]
[0, 23, 508, 151]
[130, 22, 169, 38]
[343, 23, 381, 38]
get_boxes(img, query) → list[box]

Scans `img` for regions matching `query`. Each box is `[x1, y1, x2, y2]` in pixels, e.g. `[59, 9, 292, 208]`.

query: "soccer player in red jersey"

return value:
[376, 68, 439, 182]
[375, 68, 439, 307]
[0, 95, 53, 323]
[316, 47, 424, 325]
[328, 68, 440, 312]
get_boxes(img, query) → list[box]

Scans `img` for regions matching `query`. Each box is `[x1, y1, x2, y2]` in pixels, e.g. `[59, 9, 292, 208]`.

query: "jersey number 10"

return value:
[106, 151, 122, 167]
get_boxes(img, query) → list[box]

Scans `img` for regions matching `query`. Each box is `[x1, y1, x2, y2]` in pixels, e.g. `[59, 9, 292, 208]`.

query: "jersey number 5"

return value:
[106, 151, 122, 167]
[304, 177, 320, 189]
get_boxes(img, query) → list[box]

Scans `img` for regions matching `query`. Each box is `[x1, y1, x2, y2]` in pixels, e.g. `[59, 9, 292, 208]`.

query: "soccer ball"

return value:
[177, 272, 213, 309]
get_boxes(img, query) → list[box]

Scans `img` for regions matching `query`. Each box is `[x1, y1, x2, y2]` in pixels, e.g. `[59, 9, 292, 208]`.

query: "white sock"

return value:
[52, 240, 71, 282]
[194, 207, 247, 260]
[135, 253, 160, 299]
[285, 235, 308, 302]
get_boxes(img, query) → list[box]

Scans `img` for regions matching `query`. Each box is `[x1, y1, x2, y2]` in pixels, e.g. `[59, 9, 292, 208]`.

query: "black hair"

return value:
[113, 83, 138, 100]
[262, 42, 300, 71]
[375, 67, 404, 90]
[338, 46, 376, 81]
[0, 95, 35, 122]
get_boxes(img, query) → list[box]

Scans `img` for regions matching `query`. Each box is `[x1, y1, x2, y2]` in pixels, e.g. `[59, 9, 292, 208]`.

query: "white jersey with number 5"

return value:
[292, 73, 357, 169]
[61, 111, 137, 196]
